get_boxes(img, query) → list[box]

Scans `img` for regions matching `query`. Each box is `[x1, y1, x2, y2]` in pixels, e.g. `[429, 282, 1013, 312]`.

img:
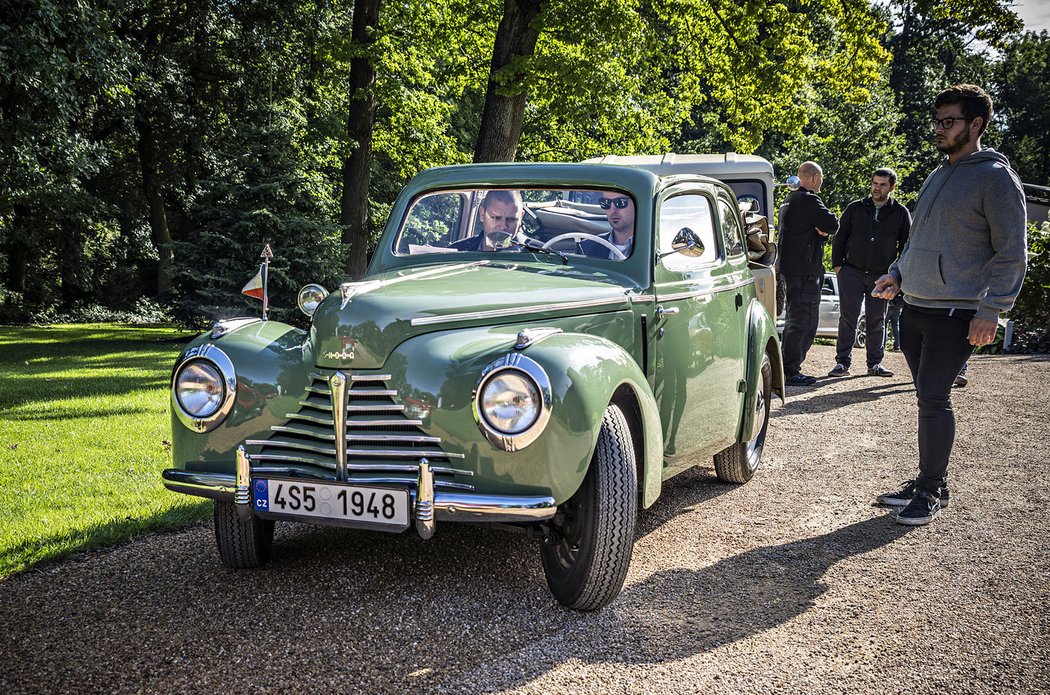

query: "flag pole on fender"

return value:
[241, 244, 274, 320]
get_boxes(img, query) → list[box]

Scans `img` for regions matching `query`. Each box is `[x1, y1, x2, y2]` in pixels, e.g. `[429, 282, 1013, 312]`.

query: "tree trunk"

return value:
[340, 0, 382, 280]
[134, 101, 173, 295]
[474, 0, 543, 163]
[4, 205, 30, 295]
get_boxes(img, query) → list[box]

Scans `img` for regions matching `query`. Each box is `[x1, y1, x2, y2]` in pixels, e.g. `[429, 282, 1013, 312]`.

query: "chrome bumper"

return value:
[162, 452, 557, 538]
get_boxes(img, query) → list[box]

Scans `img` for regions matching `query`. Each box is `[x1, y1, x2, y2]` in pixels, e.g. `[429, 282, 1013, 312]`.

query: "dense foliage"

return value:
[0, 0, 1046, 336]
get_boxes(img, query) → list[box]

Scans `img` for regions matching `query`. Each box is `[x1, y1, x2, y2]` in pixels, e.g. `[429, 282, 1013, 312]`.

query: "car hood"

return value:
[310, 261, 635, 369]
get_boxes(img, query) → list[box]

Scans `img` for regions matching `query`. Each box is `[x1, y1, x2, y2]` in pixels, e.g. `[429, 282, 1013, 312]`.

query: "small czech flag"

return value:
[241, 265, 266, 300]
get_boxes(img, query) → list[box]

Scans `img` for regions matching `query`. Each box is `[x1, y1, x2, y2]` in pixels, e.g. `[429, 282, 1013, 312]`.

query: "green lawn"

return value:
[0, 324, 209, 579]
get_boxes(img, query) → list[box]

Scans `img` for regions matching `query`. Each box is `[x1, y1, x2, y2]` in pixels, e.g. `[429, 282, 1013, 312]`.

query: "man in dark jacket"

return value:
[779, 161, 839, 385]
[828, 168, 911, 378]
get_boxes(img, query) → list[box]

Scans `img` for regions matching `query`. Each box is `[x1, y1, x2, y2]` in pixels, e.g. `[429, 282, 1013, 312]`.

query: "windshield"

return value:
[393, 188, 637, 261]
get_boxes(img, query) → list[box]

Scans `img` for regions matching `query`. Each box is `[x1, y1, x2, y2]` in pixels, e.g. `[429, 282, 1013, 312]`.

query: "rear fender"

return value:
[739, 298, 784, 441]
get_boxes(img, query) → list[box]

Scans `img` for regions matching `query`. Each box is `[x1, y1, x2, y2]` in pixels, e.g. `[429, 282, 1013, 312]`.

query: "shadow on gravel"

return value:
[775, 382, 915, 417]
[458, 516, 914, 692]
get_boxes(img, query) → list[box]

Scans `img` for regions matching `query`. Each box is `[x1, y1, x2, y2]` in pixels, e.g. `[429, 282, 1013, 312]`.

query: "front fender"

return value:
[739, 298, 785, 441]
[390, 325, 663, 506]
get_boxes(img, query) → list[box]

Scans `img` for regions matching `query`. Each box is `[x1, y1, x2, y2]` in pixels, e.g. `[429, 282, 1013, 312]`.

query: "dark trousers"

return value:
[781, 273, 822, 376]
[886, 303, 902, 350]
[899, 304, 976, 495]
[834, 265, 889, 368]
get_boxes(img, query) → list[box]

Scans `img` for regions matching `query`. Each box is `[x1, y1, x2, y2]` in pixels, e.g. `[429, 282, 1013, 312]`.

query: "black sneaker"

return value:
[867, 364, 894, 377]
[876, 480, 950, 508]
[828, 363, 850, 377]
[786, 372, 817, 386]
[896, 489, 941, 526]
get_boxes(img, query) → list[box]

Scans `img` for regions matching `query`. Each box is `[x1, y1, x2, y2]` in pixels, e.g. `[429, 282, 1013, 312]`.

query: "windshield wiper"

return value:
[512, 236, 569, 264]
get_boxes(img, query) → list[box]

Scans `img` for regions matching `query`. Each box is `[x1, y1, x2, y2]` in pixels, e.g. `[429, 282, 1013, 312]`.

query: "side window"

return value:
[717, 198, 745, 258]
[397, 192, 465, 253]
[658, 194, 718, 271]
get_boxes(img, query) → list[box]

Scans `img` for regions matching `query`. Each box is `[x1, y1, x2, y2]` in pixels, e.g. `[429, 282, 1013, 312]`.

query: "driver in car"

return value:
[582, 192, 635, 259]
[451, 189, 523, 251]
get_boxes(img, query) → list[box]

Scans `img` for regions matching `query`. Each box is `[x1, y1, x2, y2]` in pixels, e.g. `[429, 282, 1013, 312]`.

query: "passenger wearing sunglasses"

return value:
[871, 83, 1027, 526]
[581, 193, 635, 258]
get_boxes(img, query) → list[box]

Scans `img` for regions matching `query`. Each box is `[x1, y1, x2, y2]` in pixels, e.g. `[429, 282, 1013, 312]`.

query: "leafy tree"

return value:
[993, 31, 1050, 186]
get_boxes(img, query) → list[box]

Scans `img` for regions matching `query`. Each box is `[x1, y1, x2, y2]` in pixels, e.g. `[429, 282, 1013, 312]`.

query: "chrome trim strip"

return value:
[410, 296, 627, 327]
[348, 418, 425, 427]
[347, 404, 404, 412]
[245, 439, 337, 456]
[347, 434, 442, 444]
[330, 372, 348, 482]
[305, 385, 330, 395]
[250, 453, 335, 466]
[298, 400, 334, 412]
[163, 468, 555, 521]
[286, 413, 335, 426]
[344, 447, 465, 459]
[269, 425, 336, 440]
[344, 462, 473, 476]
[657, 278, 755, 302]
[352, 374, 392, 382]
[347, 388, 398, 397]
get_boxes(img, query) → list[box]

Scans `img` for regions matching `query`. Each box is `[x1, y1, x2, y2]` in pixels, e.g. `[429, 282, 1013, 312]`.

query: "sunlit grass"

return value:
[0, 324, 209, 578]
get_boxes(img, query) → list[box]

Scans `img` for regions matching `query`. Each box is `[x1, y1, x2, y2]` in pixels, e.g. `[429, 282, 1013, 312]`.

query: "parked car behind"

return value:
[164, 162, 784, 610]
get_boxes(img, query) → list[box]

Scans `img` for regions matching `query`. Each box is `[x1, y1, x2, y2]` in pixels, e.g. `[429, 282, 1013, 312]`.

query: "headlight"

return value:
[480, 371, 541, 433]
[473, 354, 553, 451]
[298, 284, 329, 316]
[176, 361, 224, 417]
[171, 345, 237, 433]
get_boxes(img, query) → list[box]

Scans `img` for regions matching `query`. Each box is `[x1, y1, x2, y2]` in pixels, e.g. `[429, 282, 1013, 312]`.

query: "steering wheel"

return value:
[541, 232, 627, 260]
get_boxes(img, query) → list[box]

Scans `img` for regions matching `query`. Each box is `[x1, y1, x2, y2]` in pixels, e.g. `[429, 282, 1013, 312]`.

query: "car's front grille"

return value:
[244, 372, 472, 491]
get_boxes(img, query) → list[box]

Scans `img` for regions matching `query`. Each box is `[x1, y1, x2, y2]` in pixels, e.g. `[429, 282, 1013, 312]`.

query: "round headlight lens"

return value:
[175, 361, 225, 418]
[297, 284, 329, 316]
[480, 370, 541, 434]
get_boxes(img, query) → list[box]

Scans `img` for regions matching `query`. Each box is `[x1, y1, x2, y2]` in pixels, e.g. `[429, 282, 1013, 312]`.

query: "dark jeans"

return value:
[900, 304, 976, 495]
[886, 303, 902, 350]
[834, 265, 888, 368]
[781, 273, 822, 376]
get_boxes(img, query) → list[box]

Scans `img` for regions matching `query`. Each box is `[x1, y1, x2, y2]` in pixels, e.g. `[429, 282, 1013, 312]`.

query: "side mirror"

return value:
[662, 227, 706, 258]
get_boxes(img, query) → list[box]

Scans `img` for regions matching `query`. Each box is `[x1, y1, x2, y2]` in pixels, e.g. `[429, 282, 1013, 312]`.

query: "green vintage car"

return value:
[164, 162, 785, 610]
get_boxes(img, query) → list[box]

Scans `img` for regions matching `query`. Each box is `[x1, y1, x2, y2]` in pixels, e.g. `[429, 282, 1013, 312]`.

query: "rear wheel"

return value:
[714, 352, 772, 483]
[214, 500, 274, 568]
[540, 405, 637, 611]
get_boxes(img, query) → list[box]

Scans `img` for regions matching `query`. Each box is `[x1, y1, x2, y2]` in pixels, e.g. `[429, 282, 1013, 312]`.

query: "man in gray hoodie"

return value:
[871, 84, 1028, 526]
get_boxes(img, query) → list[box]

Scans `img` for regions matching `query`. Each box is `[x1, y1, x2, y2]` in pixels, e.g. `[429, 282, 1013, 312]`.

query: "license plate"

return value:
[253, 478, 410, 530]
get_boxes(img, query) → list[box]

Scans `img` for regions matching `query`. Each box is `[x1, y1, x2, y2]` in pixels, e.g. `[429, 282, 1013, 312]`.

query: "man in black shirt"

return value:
[828, 168, 911, 377]
[779, 161, 839, 385]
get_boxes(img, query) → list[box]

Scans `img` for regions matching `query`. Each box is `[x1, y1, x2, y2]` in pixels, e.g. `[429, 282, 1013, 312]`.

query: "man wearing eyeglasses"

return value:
[871, 84, 1027, 526]
[779, 161, 839, 386]
[451, 189, 523, 251]
[581, 193, 635, 258]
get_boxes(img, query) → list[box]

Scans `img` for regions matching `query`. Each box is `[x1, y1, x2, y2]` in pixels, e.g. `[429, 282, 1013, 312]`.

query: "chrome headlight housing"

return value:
[297, 284, 329, 316]
[473, 353, 552, 451]
[171, 345, 237, 433]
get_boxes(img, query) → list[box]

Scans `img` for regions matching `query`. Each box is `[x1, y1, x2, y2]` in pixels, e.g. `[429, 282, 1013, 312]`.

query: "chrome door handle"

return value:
[657, 306, 680, 317]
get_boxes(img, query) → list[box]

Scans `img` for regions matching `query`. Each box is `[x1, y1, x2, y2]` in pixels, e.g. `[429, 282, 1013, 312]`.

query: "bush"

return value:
[28, 297, 173, 326]
[1008, 221, 1050, 353]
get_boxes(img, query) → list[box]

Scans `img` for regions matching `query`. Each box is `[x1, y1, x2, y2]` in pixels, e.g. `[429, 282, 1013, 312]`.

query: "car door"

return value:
[651, 187, 746, 472]
[819, 275, 840, 335]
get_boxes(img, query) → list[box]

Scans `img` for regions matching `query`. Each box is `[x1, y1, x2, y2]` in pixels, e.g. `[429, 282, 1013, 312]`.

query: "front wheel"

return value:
[714, 352, 772, 483]
[214, 500, 275, 568]
[540, 405, 638, 611]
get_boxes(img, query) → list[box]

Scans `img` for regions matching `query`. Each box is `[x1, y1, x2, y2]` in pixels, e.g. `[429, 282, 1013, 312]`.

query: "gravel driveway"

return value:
[2, 344, 1048, 694]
